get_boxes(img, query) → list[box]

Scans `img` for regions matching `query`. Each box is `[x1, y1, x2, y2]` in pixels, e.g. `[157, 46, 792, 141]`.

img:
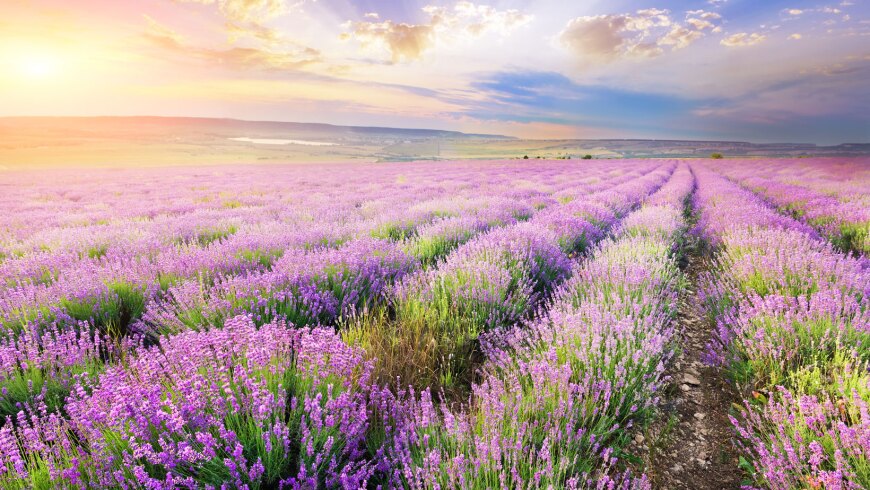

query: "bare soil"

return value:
[630, 247, 743, 489]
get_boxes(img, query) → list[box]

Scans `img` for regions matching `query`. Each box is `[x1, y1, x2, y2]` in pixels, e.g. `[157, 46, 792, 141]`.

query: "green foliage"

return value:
[162, 281, 329, 336]
[833, 221, 870, 255]
[234, 248, 285, 269]
[195, 225, 238, 246]
[726, 311, 870, 391]
[0, 355, 106, 418]
[156, 272, 182, 292]
[59, 281, 146, 338]
[710, 153, 724, 159]
[371, 220, 417, 241]
[582, 154, 593, 160]
[344, 305, 483, 399]
[0, 305, 54, 334]
[34, 267, 57, 286]
[85, 244, 108, 260]
[406, 235, 467, 267]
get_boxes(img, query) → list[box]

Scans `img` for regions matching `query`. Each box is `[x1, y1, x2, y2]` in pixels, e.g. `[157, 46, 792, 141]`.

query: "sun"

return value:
[18, 53, 60, 79]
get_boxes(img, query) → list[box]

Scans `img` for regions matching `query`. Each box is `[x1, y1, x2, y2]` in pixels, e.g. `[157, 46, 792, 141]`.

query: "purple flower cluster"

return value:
[6, 157, 864, 488]
[691, 162, 870, 489]
[707, 158, 870, 254]
[371, 163, 691, 488]
[3, 160, 592, 338]
[731, 382, 870, 490]
[2, 316, 375, 488]
[1, 159, 694, 488]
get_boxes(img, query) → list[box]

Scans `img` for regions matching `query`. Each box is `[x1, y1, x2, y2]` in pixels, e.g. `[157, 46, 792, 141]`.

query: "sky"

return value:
[0, 0, 867, 144]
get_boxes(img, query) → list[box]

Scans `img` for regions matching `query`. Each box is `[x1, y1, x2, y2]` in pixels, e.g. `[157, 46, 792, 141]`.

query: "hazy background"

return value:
[1, 0, 868, 155]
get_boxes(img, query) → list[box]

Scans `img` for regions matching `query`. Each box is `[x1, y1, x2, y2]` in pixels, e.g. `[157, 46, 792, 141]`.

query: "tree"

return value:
[710, 153, 724, 159]
[582, 154, 593, 160]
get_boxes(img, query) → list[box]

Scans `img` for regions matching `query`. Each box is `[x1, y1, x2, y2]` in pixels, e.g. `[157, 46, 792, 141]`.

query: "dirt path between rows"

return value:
[633, 246, 743, 489]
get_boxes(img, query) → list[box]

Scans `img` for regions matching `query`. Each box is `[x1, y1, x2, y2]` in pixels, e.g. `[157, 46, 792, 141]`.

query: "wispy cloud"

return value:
[559, 8, 722, 62]
[175, 0, 300, 24]
[142, 15, 321, 71]
[720, 32, 767, 47]
[341, 1, 532, 62]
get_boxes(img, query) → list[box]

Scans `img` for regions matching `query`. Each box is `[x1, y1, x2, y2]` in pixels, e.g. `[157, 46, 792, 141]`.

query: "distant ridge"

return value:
[0, 116, 514, 140]
[0, 116, 866, 168]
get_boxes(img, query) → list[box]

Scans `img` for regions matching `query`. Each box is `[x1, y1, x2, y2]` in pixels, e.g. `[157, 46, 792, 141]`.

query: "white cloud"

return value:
[341, 22, 435, 62]
[176, 0, 299, 23]
[342, 1, 533, 62]
[426, 1, 534, 37]
[720, 32, 767, 47]
[788, 33, 803, 40]
[559, 8, 722, 62]
[785, 9, 804, 16]
[142, 14, 320, 70]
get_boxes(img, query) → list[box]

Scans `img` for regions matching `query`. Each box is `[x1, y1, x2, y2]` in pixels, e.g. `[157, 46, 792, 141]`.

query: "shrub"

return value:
[57, 317, 375, 488]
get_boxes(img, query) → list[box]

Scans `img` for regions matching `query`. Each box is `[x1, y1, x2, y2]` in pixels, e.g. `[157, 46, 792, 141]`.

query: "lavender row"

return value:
[703, 158, 870, 254]
[0, 194, 534, 334]
[0, 161, 677, 488]
[0, 164, 642, 419]
[363, 163, 692, 488]
[135, 162, 665, 339]
[1, 160, 602, 312]
[691, 163, 870, 489]
[353, 162, 675, 392]
[0, 316, 378, 488]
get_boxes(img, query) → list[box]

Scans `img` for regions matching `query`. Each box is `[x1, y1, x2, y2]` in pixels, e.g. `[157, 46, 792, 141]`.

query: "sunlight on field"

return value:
[0, 0, 866, 487]
[0, 157, 867, 488]
[228, 137, 338, 146]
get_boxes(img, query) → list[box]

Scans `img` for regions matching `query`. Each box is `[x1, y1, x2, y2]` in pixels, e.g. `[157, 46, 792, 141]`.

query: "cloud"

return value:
[175, 0, 298, 23]
[427, 1, 535, 36]
[342, 22, 434, 63]
[784, 9, 804, 16]
[226, 21, 285, 45]
[143, 15, 320, 71]
[559, 8, 722, 62]
[788, 33, 803, 40]
[143, 14, 185, 47]
[720, 32, 767, 47]
[341, 1, 533, 62]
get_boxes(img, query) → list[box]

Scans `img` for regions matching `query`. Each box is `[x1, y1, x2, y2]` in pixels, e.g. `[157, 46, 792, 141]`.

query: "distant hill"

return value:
[0, 116, 513, 142]
[0, 116, 866, 168]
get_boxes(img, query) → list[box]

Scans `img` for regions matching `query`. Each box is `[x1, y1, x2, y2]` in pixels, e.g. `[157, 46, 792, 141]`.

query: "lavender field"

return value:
[0, 158, 868, 489]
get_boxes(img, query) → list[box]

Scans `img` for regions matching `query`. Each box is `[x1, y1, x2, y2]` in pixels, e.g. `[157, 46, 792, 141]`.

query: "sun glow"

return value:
[18, 53, 60, 79]
[0, 41, 66, 83]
